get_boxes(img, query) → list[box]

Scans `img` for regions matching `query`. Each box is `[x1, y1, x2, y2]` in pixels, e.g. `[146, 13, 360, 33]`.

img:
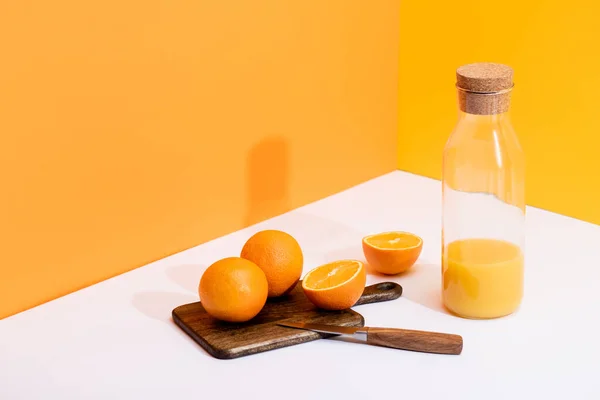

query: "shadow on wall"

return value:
[244, 137, 290, 227]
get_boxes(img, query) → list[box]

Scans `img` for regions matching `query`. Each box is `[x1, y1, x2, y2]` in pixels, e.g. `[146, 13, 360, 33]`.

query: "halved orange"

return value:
[362, 231, 423, 275]
[302, 260, 366, 310]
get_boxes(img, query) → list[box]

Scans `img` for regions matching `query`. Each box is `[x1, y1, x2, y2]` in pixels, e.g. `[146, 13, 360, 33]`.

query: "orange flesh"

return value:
[303, 260, 361, 290]
[365, 232, 421, 249]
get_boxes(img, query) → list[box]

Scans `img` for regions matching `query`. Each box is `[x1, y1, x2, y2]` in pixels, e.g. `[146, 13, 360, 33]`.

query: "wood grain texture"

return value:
[172, 281, 402, 359]
[367, 327, 463, 355]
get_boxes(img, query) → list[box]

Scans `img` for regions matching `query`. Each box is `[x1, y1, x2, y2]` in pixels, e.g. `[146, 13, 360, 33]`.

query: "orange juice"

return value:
[442, 238, 523, 319]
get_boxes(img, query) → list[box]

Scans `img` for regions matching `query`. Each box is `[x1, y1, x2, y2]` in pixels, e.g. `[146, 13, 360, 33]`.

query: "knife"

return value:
[278, 321, 463, 355]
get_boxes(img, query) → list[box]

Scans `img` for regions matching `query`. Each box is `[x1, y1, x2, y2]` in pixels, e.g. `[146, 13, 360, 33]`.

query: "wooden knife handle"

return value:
[366, 327, 463, 355]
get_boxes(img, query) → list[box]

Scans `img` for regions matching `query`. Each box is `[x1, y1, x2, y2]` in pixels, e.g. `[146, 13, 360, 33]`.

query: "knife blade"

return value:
[278, 321, 366, 337]
[278, 321, 463, 355]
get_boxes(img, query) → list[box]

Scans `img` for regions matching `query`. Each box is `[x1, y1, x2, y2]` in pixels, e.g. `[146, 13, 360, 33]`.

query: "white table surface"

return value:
[2, 171, 600, 400]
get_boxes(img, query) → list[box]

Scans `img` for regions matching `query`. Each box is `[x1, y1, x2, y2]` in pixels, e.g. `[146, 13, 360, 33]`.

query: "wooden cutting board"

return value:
[172, 281, 403, 359]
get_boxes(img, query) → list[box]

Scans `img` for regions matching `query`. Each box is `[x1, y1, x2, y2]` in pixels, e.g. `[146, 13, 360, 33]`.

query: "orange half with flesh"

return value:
[302, 260, 366, 310]
[362, 231, 423, 275]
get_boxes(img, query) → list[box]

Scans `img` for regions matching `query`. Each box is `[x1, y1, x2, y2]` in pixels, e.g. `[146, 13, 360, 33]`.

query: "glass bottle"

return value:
[442, 63, 525, 319]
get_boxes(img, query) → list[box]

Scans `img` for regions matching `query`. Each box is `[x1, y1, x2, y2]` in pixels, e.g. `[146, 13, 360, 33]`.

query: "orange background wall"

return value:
[398, 0, 600, 225]
[0, 1, 399, 318]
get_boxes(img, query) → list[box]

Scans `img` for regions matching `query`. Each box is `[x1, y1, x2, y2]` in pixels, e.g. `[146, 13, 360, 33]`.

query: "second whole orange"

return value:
[240, 229, 303, 297]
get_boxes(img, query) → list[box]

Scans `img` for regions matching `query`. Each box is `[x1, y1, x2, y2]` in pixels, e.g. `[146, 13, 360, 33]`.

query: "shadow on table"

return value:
[324, 243, 366, 264]
[166, 263, 206, 293]
[264, 212, 365, 248]
[131, 291, 208, 350]
[132, 291, 197, 321]
[395, 263, 448, 314]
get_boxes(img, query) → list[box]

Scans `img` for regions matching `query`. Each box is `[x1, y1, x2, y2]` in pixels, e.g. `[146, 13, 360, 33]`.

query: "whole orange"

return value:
[240, 229, 303, 297]
[198, 257, 268, 322]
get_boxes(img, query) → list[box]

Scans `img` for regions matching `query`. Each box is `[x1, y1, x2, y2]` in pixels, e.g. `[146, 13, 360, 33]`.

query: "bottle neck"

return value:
[457, 110, 511, 125]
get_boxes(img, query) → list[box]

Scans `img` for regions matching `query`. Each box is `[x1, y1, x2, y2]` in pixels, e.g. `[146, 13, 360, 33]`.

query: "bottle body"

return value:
[442, 111, 525, 319]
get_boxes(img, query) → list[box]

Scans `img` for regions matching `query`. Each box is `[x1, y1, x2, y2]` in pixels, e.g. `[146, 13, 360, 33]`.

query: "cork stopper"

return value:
[456, 62, 514, 115]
